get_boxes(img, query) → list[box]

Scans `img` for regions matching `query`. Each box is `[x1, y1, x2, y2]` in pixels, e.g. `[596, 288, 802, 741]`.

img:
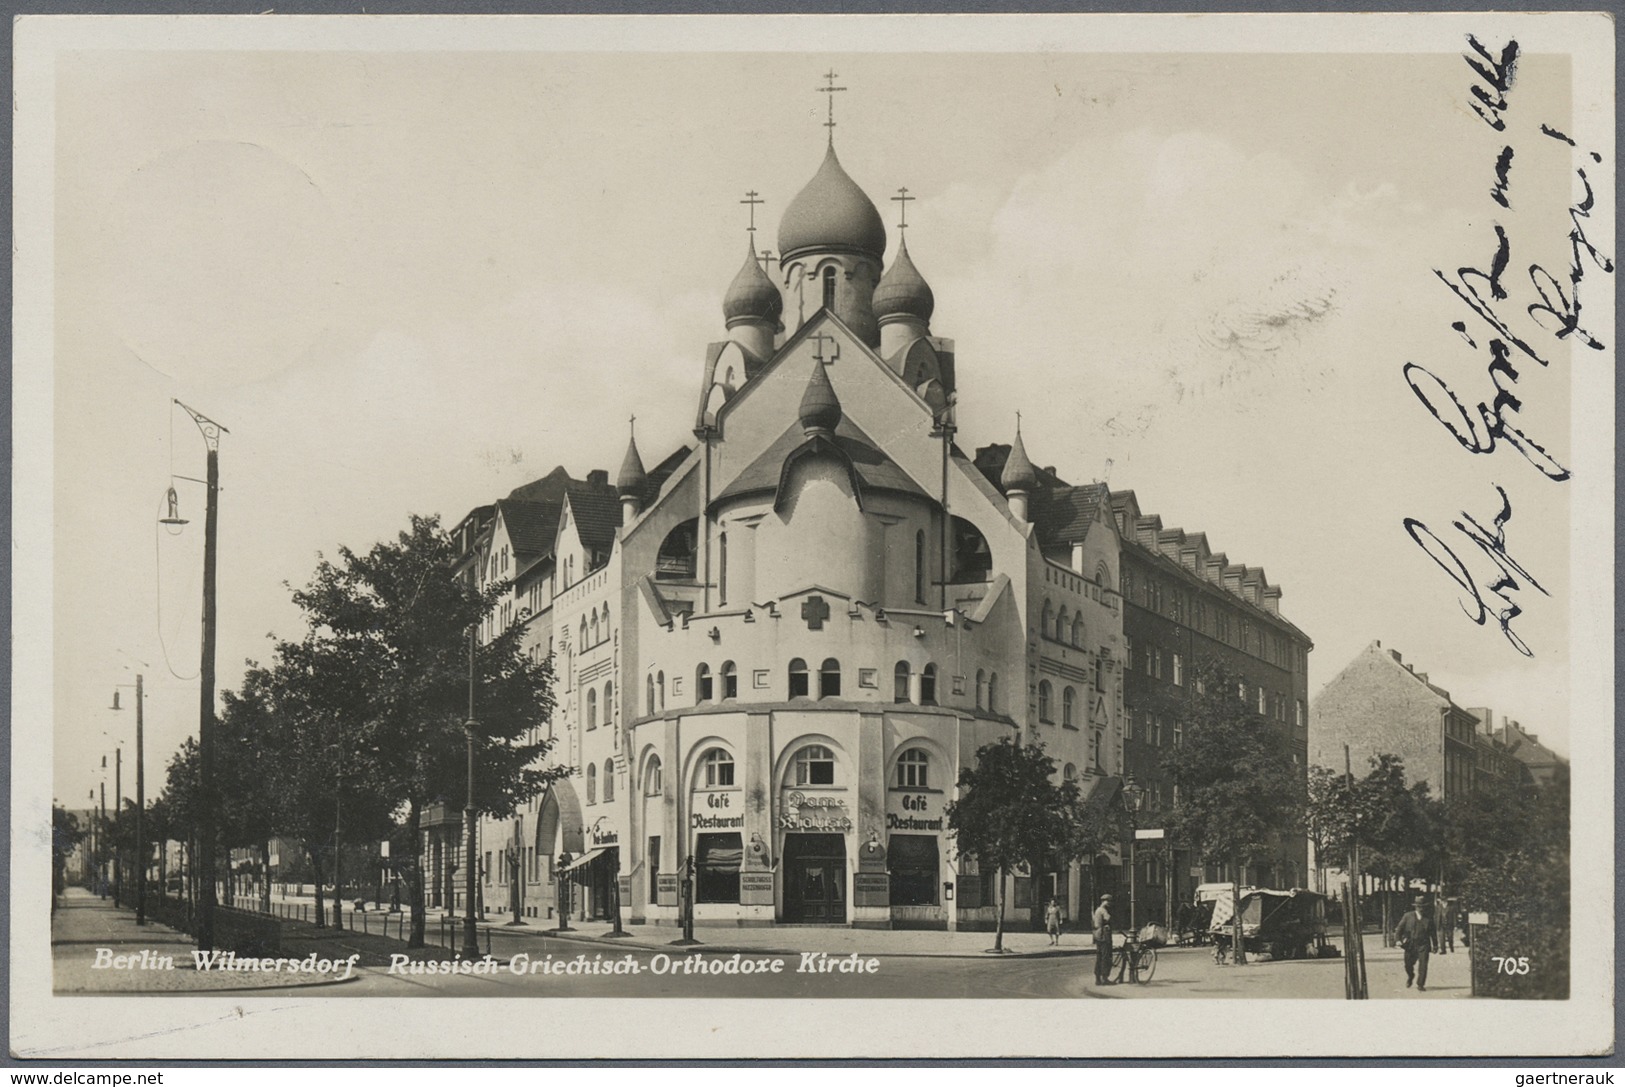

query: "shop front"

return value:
[778, 789, 854, 925]
[886, 781, 948, 926]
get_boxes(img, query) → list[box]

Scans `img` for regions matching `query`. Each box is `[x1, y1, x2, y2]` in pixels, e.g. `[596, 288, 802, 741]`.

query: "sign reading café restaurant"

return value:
[886, 787, 944, 832]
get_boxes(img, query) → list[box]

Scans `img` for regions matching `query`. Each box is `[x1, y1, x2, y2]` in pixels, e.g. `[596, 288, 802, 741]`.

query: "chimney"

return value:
[587, 469, 609, 487]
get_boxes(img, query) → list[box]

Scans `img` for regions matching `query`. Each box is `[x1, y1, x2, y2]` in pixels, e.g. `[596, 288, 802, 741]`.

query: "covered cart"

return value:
[1207, 887, 1329, 960]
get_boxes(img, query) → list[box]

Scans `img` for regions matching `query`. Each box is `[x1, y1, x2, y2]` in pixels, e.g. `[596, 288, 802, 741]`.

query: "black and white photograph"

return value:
[11, 12, 1614, 1060]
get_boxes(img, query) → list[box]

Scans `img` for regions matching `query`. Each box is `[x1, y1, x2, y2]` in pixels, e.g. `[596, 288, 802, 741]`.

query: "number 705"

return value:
[1492, 956, 1531, 975]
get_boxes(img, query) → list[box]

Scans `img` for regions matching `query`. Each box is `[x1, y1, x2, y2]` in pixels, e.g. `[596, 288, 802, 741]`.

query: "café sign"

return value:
[778, 790, 853, 833]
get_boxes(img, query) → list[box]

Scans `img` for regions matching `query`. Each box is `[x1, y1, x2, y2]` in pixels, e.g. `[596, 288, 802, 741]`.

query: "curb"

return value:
[521, 926, 1096, 961]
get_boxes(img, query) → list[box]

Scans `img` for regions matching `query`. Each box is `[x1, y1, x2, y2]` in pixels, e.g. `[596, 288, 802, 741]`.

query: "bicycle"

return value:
[1113, 929, 1157, 984]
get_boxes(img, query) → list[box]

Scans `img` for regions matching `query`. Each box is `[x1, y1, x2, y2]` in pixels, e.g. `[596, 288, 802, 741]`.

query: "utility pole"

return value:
[1344, 743, 1368, 998]
[113, 747, 122, 906]
[135, 674, 145, 925]
[462, 627, 480, 959]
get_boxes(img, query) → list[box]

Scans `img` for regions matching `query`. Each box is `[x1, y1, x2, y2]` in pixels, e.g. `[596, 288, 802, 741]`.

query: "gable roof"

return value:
[711, 414, 931, 510]
[564, 489, 624, 556]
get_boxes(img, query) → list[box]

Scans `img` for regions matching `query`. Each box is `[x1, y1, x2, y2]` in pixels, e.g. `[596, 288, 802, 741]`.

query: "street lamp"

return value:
[555, 850, 573, 932]
[111, 675, 146, 925]
[164, 400, 227, 952]
[1122, 776, 1146, 934]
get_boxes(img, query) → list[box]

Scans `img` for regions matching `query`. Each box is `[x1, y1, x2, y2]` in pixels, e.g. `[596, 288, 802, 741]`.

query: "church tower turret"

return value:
[776, 136, 887, 347]
[874, 236, 935, 357]
[722, 239, 782, 360]
[1001, 420, 1036, 524]
[617, 419, 647, 520]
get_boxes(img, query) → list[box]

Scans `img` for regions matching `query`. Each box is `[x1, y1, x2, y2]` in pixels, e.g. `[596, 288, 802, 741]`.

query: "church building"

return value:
[440, 101, 1307, 932]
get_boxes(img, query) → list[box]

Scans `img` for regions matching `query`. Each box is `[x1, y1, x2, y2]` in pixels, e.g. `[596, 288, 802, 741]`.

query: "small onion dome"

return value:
[1000, 428, 1037, 492]
[873, 239, 935, 323]
[799, 361, 843, 434]
[617, 433, 647, 496]
[722, 243, 782, 325]
[777, 145, 887, 262]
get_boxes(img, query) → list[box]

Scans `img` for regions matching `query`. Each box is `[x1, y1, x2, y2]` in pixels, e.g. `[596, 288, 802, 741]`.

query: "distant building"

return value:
[1467, 708, 1568, 789]
[1309, 640, 1534, 801]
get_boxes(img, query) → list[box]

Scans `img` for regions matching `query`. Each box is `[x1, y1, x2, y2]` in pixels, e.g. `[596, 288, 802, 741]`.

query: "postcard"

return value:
[11, 11, 1614, 1060]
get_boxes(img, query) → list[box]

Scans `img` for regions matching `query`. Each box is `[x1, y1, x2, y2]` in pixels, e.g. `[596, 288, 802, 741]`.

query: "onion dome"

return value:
[722, 243, 783, 325]
[617, 432, 647, 496]
[777, 145, 887, 262]
[873, 239, 935, 323]
[798, 361, 843, 435]
[1000, 427, 1037, 492]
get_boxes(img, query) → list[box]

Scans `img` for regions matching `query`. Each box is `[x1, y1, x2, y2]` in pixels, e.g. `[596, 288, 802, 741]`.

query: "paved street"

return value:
[53, 888, 1471, 1000]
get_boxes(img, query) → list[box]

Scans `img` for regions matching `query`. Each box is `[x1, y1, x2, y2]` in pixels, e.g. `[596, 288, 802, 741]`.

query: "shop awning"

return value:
[560, 846, 609, 873]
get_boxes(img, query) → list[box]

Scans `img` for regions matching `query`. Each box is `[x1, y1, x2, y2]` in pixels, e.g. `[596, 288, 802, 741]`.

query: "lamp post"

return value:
[163, 400, 226, 952]
[556, 850, 573, 932]
[1122, 776, 1146, 934]
[678, 852, 697, 945]
[111, 675, 147, 925]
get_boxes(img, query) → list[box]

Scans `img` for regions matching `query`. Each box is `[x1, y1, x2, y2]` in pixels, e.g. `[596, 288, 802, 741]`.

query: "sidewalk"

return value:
[52, 887, 363, 992]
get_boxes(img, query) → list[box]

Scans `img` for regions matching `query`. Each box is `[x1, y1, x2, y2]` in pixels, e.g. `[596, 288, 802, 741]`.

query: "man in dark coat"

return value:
[1394, 895, 1435, 991]
[1092, 894, 1114, 985]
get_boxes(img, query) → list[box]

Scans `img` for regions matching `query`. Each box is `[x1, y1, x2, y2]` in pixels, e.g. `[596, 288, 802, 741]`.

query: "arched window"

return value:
[975, 670, 987, 710]
[788, 658, 809, 699]
[896, 748, 929, 789]
[821, 266, 837, 310]
[894, 661, 911, 703]
[1090, 727, 1104, 771]
[603, 759, 615, 803]
[590, 610, 599, 646]
[921, 663, 938, 706]
[579, 617, 588, 645]
[657, 671, 665, 710]
[914, 531, 926, 603]
[1038, 680, 1052, 723]
[819, 658, 841, 698]
[601, 602, 611, 635]
[721, 661, 738, 700]
[1062, 686, 1076, 728]
[1056, 607, 1069, 642]
[702, 748, 735, 788]
[718, 531, 729, 606]
[604, 680, 614, 724]
[1041, 599, 1055, 639]
[1063, 762, 1078, 784]
[645, 756, 663, 796]
[794, 745, 836, 787]
[987, 672, 998, 713]
[655, 519, 699, 581]
[1095, 561, 1112, 590]
[586, 763, 597, 804]
[1072, 616, 1085, 647]
[586, 687, 598, 730]
[645, 674, 655, 715]
[696, 663, 713, 702]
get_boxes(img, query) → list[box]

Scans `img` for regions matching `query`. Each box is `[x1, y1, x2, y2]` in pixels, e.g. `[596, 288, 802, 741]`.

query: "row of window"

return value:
[654, 660, 946, 711]
[634, 745, 935, 796]
[1121, 565, 1307, 671]
[578, 603, 612, 651]
[1130, 710, 1183, 749]
[1034, 680, 1088, 728]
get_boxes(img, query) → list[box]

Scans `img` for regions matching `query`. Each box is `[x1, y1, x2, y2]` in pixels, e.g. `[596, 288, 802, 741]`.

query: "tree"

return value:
[52, 806, 86, 909]
[946, 738, 1090, 952]
[1163, 661, 1303, 963]
[284, 514, 566, 946]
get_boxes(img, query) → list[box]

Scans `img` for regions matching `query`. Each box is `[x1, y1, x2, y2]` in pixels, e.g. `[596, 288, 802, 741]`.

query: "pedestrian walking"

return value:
[1092, 894, 1114, 985]
[1438, 897, 1458, 953]
[1395, 895, 1435, 991]
[1045, 897, 1063, 946]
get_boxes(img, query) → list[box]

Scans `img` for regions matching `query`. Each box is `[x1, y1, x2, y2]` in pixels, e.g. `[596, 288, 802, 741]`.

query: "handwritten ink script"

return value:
[1402, 35, 1613, 654]
[1405, 486, 1547, 657]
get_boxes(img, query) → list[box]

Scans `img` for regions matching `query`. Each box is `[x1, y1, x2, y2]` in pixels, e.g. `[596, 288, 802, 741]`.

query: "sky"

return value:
[40, 29, 1606, 812]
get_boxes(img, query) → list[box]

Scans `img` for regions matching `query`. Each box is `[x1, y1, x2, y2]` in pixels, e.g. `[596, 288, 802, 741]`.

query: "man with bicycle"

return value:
[1091, 893, 1114, 985]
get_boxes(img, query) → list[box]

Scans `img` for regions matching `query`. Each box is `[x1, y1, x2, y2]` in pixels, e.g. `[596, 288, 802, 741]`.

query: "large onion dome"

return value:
[872, 238, 935, 323]
[777, 145, 887, 262]
[722, 243, 783, 325]
[798, 361, 843, 434]
[1000, 427, 1037, 491]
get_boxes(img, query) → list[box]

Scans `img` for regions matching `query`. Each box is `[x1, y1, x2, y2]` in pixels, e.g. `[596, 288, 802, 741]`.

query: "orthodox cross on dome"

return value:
[801, 594, 832, 631]
[811, 331, 840, 366]
[891, 187, 915, 235]
[758, 248, 776, 269]
[629, 413, 636, 436]
[817, 69, 846, 144]
[740, 190, 764, 235]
